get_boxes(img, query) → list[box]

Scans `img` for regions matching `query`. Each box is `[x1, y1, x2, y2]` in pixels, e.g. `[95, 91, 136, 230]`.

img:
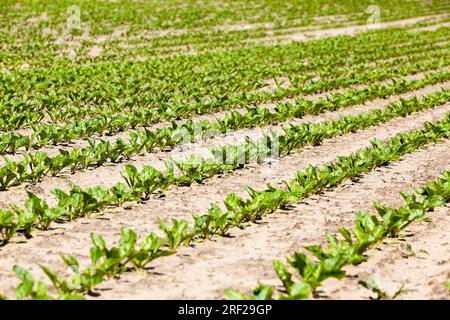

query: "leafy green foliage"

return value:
[4, 116, 450, 299]
[0, 209, 17, 245]
[1, 1, 450, 300]
[13, 265, 84, 300]
[358, 280, 407, 300]
[227, 170, 450, 299]
[0, 72, 448, 193]
[159, 219, 190, 251]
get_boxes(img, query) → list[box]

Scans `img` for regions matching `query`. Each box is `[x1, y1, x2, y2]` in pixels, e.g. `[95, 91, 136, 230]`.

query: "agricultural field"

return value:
[0, 0, 449, 302]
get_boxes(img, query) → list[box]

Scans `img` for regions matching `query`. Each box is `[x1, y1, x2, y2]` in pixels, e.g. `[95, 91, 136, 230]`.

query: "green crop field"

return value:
[0, 0, 449, 302]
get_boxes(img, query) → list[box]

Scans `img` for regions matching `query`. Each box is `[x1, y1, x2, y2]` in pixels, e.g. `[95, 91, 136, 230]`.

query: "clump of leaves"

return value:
[358, 279, 408, 300]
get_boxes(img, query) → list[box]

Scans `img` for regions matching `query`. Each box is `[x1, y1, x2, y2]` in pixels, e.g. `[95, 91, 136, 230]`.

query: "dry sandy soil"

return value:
[0, 14, 449, 300]
[0, 97, 448, 299]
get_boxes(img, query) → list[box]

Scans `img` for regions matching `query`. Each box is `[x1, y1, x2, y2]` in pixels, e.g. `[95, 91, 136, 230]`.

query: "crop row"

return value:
[55, 17, 450, 65]
[2, 37, 447, 134]
[1, 114, 449, 299]
[1, 56, 447, 154]
[225, 171, 450, 299]
[0, 75, 447, 192]
[0, 72, 449, 190]
[2, 27, 447, 122]
[2, 0, 448, 44]
[0, 88, 448, 243]
[114, 21, 450, 62]
[2, 40, 448, 131]
[2, 16, 448, 71]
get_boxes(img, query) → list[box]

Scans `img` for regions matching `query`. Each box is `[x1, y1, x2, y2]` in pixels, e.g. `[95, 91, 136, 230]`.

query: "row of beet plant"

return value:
[0, 72, 448, 192]
[1, 116, 449, 299]
[0, 89, 448, 244]
[225, 171, 450, 299]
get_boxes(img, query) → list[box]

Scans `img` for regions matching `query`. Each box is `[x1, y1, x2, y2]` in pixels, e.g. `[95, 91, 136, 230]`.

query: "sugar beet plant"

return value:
[0, 50, 448, 152]
[2, 116, 450, 299]
[1, 26, 447, 121]
[0, 46, 447, 154]
[225, 171, 450, 300]
[0, 89, 449, 244]
[0, 72, 448, 192]
[0, 26, 448, 140]
[6, 228, 172, 300]
[0, 90, 449, 245]
[2, 0, 450, 301]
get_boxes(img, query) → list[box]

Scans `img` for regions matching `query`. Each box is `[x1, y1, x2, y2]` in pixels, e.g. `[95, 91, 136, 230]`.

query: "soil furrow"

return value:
[246, 14, 449, 46]
[0, 103, 448, 297]
[0, 82, 448, 208]
[320, 203, 450, 300]
[0, 70, 446, 167]
[98, 139, 450, 299]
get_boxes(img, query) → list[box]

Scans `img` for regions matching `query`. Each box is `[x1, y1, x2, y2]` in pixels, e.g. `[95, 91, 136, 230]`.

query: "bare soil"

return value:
[0, 103, 448, 298]
[1, 11, 449, 301]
